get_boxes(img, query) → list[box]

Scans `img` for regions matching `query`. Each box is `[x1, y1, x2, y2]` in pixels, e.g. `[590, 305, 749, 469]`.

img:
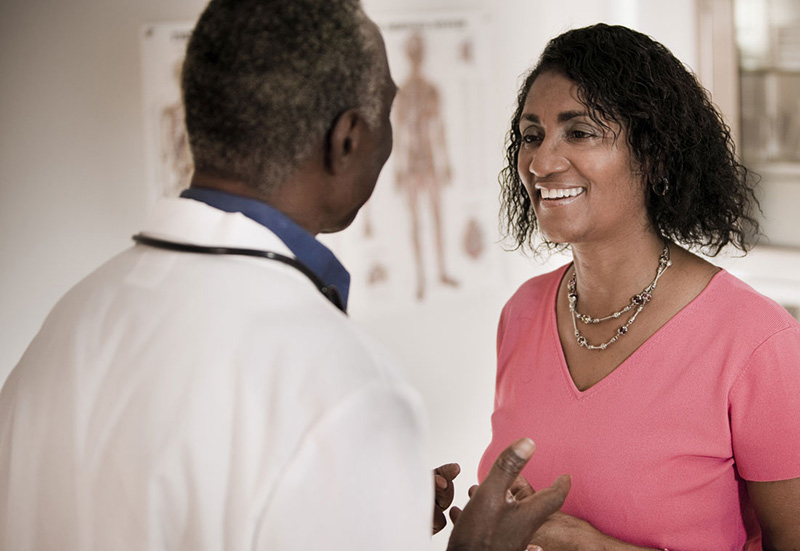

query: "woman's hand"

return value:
[528, 511, 608, 550]
[509, 474, 659, 551]
[528, 511, 661, 551]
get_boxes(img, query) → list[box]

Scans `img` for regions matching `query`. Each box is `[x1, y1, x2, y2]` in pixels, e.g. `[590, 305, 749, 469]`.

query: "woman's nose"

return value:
[525, 138, 570, 178]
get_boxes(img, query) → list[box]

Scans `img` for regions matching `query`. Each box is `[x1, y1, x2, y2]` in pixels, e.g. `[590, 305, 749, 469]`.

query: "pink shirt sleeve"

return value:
[729, 325, 800, 481]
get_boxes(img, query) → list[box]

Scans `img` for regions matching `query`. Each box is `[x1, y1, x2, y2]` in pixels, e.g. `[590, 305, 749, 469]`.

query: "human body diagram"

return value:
[392, 32, 458, 300]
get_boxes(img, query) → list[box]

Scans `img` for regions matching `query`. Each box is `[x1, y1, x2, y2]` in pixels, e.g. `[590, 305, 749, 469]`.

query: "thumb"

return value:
[480, 438, 536, 497]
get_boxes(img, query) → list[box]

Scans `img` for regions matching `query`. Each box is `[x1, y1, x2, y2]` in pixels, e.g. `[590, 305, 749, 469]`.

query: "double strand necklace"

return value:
[567, 243, 672, 351]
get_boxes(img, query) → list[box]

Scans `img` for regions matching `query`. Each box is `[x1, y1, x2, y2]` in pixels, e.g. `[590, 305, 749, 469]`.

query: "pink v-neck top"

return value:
[478, 265, 800, 550]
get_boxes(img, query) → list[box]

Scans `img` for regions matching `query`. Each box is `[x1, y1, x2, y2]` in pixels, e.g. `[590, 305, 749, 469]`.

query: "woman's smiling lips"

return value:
[534, 184, 586, 202]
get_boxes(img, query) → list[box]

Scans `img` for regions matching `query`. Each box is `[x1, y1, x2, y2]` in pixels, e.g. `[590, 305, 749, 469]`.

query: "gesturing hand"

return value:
[433, 463, 461, 534]
[446, 438, 570, 551]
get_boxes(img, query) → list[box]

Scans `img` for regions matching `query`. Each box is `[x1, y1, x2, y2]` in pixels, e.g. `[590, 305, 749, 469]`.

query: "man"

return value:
[0, 1, 568, 549]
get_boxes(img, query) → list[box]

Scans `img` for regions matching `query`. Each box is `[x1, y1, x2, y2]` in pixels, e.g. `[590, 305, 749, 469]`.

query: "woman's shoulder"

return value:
[515, 263, 568, 294]
[701, 269, 800, 336]
[503, 263, 569, 314]
[668, 246, 798, 336]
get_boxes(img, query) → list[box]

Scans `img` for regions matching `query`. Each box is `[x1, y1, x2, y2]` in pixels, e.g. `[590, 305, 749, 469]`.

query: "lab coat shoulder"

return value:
[0, 198, 432, 551]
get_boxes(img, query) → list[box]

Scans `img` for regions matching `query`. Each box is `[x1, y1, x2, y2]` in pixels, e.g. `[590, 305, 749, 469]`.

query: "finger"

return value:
[512, 486, 535, 500]
[518, 474, 571, 525]
[435, 463, 461, 482]
[480, 438, 536, 497]
[510, 474, 535, 500]
[448, 506, 462, 525]
[434, 474, 456, 509]
[546, 474, 571, 500]
[467, 484, 479, 498]
[432, 509, 446, 535]
[436, 490, 455, 510]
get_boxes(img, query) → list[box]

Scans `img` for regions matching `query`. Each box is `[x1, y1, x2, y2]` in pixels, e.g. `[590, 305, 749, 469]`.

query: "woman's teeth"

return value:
[538, 186, 584, 199]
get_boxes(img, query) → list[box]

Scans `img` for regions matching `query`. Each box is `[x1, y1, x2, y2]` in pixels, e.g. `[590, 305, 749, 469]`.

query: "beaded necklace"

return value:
[567, 243, 671, 351]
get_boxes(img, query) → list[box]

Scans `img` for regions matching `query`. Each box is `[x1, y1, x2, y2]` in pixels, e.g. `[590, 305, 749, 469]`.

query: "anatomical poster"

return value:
[326, 11, 501, 313]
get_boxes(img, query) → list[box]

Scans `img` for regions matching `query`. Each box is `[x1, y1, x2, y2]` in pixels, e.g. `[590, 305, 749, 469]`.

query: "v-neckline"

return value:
[548, 263, 726, 398]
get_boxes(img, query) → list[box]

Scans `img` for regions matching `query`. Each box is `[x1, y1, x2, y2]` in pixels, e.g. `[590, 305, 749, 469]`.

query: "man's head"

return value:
[182, 0, 392, 199]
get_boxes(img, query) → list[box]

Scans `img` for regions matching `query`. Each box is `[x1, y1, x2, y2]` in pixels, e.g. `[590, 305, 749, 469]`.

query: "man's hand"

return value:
[446, 438, 570, 551]
[433, 463, 461, 534]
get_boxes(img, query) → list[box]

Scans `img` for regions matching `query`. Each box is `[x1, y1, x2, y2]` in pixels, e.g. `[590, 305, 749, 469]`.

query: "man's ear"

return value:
[325, 108, 364, 174]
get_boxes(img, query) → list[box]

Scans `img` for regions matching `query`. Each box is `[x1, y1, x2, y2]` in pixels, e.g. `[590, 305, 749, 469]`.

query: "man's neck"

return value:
[189, 172, 268, 202]
[188, 171, 323, 235]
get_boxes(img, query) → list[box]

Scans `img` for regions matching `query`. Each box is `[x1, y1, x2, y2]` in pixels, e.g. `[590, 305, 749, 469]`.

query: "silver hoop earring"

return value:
[652, 177, 669, 197]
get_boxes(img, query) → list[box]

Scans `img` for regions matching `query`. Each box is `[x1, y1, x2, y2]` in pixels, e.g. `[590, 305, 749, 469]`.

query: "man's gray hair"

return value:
[182, 0, 383, 192]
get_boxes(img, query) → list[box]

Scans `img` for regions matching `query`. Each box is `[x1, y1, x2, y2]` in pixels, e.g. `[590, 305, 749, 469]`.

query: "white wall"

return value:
[0, 0, 206, 378]
[0, 0, 704, 547]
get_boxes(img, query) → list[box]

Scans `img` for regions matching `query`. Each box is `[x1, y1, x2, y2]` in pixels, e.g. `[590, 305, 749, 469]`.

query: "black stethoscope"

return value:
[132, 233, 346, 313]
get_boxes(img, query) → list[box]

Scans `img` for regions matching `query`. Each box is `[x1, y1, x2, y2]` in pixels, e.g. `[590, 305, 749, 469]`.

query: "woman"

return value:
[478, 24, 800, 550]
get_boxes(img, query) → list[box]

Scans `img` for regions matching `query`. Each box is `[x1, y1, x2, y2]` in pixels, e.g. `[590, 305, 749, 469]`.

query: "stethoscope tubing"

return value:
[132, 233, 346, 313]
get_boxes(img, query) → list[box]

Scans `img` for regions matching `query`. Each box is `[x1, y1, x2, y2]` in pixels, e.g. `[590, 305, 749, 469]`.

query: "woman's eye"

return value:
[570, 129, 593, 139]
[522, 134, 543, 144]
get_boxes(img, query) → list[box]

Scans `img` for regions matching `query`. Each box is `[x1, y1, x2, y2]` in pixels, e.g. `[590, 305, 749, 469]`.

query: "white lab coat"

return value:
[0, 198, 433, 551]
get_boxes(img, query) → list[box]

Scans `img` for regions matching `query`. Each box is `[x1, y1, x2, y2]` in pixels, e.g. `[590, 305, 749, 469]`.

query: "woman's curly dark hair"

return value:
[500, 23, 760, 256]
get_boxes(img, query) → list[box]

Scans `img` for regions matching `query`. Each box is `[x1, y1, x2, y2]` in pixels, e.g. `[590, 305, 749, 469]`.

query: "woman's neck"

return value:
[569, 232, 668, 316]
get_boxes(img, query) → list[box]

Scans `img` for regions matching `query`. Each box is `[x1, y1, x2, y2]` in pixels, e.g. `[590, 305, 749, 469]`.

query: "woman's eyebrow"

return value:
[519, 110, 588, 125]
[557, 110, 588, 122]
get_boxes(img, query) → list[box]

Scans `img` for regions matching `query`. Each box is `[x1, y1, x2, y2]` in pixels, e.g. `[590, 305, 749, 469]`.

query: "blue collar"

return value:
[180, 187, 350, 310]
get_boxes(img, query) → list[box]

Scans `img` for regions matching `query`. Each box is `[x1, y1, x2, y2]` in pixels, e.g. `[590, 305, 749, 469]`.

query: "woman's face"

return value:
[517, 71, 651, 246]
